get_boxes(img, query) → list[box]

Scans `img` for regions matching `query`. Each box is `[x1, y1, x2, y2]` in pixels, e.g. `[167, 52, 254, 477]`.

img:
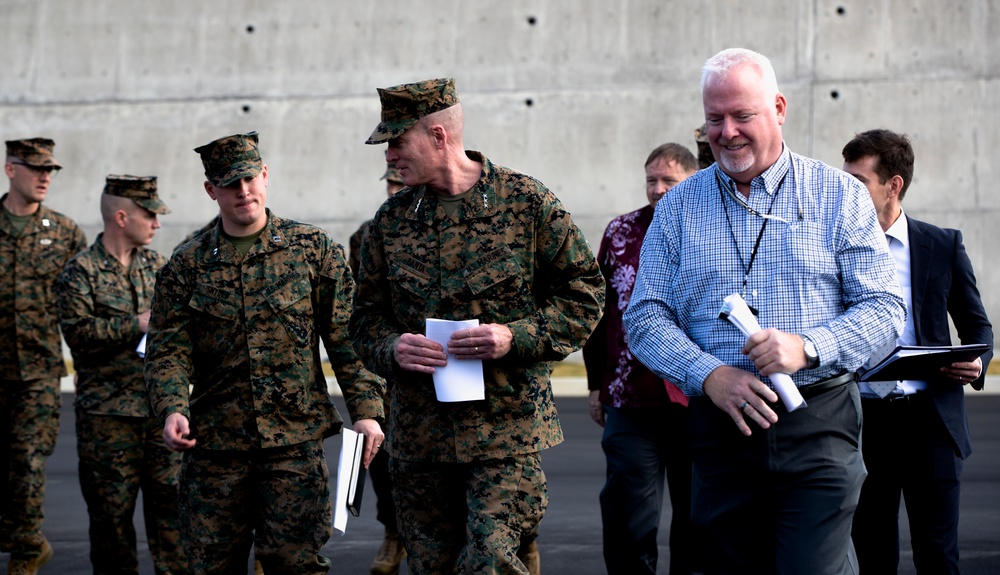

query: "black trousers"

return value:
[599, 403, 703, 575]
[853, 393, 962, 574]
[688, 381, 865, 575]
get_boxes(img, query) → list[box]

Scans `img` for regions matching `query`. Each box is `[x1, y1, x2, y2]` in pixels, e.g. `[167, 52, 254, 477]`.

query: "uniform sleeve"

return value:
[505, 191, 606, 362]
[55, 257, 141, 357]
[143, 260, 193, 422]
[317, 240, 385, 423]
[349, 213, 403, 380]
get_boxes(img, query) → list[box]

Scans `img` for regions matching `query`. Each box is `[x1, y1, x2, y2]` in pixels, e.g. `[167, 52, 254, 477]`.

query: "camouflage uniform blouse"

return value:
[0, 195, 87, 381]
[144, 211, 384, 451]
[350, 152, 605, 463]
[55, 235, 163, 416]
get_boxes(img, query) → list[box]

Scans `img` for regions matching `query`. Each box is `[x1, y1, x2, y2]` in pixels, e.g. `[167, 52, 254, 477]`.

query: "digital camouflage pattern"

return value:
[75, 413, 184, 574]
[390, 454, 547, 574]
[178, 440, 332, 573]
[104, 174, 170, 215]
[55, 235, 185, 573]
[380, 162, 404, 184]
[0, 376, 60, 557]
[4, 138, 62, 169]
[0, 196, 87, 380]
[174, 215, 220, 253]
[144, 210, 384, 450]
[0, 196, 84, 556]
[365, 78, 459, 144]
[55, 235, 165, 416]
[350, 151, 605, 463]
[347, 218, 371, 283]
[193, 131, 263, 188]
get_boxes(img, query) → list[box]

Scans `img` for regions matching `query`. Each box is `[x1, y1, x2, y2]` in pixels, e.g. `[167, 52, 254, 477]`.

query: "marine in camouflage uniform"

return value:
[55, 175, 185, 575]
[352, 78, 605, 575]
[347, 162, 407, 575]
[1, 138, 86, 573]
[144, 132, 385, 575]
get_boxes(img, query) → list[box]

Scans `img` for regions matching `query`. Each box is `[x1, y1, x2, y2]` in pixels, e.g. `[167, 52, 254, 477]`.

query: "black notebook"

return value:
[859, 343, 991, 382]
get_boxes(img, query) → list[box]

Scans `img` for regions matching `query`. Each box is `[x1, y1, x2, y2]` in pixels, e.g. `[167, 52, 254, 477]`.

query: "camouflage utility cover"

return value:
[144, 210, 384, 450]
[381, 162, 403, 184]
[194, 131, 263, 188]
[0, 196, 86, 379]
[350, 151, 605, 463]
[55, 236, 166, 416]
[104, 174, 170, 215]
[5, 138, 61, 169]
[366, 78, 459, 144]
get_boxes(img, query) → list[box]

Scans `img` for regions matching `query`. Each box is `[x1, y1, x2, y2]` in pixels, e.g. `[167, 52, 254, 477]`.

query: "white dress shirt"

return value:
[860, 210, 928, 397]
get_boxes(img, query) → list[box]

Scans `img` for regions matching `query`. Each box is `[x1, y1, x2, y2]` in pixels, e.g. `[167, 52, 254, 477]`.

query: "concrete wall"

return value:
[3, 0, 998, 329]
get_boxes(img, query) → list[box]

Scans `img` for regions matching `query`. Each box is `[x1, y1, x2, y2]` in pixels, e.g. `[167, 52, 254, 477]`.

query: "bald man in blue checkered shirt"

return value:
[623, 48, 905, 575]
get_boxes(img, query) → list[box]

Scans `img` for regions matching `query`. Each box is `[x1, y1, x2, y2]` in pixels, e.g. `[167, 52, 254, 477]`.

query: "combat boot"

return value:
[370, 529, 406, 575]
[7, 536, 53, 575]
[517, 539, 540, 575]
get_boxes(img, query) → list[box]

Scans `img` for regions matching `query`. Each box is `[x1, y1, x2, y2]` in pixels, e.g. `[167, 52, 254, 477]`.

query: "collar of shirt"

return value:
[884, 209, 909, 250]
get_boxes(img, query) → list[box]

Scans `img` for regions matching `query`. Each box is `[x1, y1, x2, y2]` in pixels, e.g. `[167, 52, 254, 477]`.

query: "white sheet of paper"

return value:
[333, 428, 363, 535]
[136, 333, 147, 358]
[425, 318, 485, 402]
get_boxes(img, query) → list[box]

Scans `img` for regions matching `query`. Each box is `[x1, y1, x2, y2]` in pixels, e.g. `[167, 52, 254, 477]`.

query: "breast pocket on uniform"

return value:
[94, 287, 133, 316]
[389, 254, 433, 302]
[265, 275, 315, 345]
[188, 288, 240, 322]
[463, 246, 530, 307]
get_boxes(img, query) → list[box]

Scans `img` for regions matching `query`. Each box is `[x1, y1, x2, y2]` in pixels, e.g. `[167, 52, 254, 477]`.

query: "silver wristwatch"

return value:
[803, 338, 819, 369]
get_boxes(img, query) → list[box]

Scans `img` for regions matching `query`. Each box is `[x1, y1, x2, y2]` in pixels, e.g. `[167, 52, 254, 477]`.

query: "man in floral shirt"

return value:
[583, 143, 701, 575]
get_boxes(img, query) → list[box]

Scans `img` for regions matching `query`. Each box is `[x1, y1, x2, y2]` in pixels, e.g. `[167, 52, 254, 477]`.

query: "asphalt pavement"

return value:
[4, 390, 999, 574]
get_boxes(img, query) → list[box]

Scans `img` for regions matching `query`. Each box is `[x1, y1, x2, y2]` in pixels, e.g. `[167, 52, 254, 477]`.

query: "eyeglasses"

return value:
[9, 160, 60, 178]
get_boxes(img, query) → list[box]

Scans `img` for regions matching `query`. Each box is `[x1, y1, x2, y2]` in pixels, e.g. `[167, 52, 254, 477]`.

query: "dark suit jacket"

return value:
[908, 216, 993, 459]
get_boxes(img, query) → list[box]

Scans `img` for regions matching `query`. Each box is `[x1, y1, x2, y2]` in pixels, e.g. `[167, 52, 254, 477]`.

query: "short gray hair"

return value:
[701, 48, 780, 102]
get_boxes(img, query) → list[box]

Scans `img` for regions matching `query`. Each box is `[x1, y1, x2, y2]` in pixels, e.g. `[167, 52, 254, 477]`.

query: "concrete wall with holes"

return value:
[3, 0, 999, 334]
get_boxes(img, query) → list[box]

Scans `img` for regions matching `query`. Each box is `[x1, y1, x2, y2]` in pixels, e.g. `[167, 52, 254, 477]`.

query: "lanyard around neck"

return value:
[717, 168, 788, 299]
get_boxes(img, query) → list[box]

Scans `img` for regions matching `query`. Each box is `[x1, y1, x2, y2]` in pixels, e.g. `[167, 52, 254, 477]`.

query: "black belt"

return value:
[799, 372, 856, 400]
[861, 391, 929, 406]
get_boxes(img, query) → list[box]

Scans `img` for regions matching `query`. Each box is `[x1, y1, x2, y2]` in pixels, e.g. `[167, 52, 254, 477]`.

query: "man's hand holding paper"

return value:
[393, 333, 448, 374]
[744, 328, 812, 376]
[448, 323, 513, 361]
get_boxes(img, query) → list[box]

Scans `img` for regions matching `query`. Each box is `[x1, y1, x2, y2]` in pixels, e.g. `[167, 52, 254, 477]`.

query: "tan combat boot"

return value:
[7, 536, 53, 575]
[370, 529, 406, 575]
[517, 539, 540, 575]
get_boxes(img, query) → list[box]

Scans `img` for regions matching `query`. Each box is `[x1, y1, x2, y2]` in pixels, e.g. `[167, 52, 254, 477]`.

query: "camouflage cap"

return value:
[365, 78, 459, 145]
[193, 131, 263, 187]
[104, 174, 170, 214]
[694, 123, 715, 169]
[5, 138, 62, 169]
[380, 162, 403, 183]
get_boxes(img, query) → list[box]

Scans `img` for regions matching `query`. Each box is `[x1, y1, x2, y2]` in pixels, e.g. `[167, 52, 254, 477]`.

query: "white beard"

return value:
[719, 148, 755, 174]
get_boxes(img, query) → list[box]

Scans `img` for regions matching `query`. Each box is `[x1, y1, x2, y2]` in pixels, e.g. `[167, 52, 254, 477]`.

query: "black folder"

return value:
[858, 343, 991, 382]
[346, 434, 367, 517]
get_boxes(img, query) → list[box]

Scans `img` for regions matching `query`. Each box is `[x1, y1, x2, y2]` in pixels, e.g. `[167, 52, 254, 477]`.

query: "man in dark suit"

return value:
[843, 129, 994, 574]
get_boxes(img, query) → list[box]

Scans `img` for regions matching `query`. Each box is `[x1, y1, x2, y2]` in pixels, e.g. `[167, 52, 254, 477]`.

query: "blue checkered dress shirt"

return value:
[623, 146, 905, 397]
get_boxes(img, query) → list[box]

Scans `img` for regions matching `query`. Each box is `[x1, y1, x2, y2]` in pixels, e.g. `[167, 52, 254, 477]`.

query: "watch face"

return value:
[804, 341, 818, 365]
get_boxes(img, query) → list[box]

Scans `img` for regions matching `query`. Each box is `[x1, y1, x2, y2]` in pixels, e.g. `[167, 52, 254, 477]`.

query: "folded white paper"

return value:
[719, 293, 807, 412]
[425, 318, 485, 402]
[136, 333, 147, 358]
